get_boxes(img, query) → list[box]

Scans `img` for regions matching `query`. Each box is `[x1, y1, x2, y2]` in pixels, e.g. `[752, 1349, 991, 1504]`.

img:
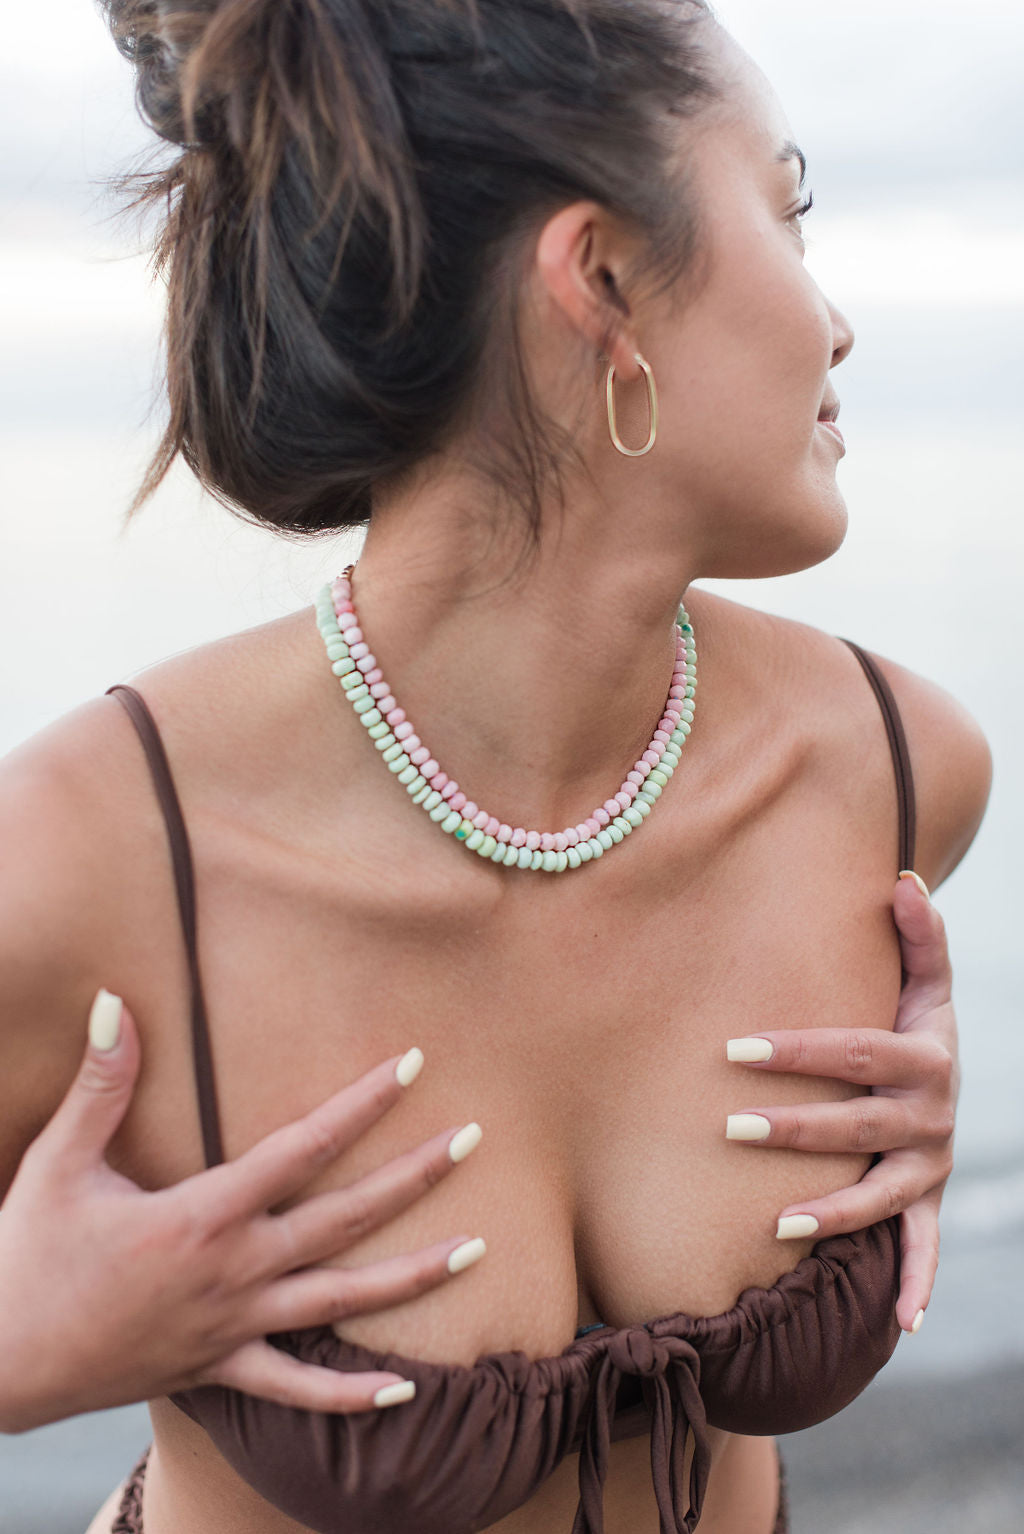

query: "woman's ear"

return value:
[534, 202, 643, 380]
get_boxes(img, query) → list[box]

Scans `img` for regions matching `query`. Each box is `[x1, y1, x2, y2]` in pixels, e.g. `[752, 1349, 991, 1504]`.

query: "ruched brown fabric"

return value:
[105, 638, 912, 1534]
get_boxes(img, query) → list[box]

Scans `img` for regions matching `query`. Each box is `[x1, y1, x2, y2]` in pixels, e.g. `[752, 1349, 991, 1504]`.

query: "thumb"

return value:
[43, 989, 142, 1169]
[893, 873, 953, 1017]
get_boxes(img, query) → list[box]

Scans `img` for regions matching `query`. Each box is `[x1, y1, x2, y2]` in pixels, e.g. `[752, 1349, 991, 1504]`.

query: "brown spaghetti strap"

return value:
[106, 685, 225, 1169]
[840, 641, 917, 873]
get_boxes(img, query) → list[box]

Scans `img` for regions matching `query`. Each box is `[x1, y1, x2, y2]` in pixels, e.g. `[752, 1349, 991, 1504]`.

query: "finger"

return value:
[33, 991, 142, 1170]
[894, 1189, 943, 1333]
[196, 1048, 425, 1223]
[893, 874, 953, 1015]
[203, 1338, 417, 1413]
[726, 1027, 951, 1090]
[774, 1151, 933, 1242]
[271, 1122, 483, 1273]
[727, 1094, 953, 1155]
[254, 1234, 487, 1335]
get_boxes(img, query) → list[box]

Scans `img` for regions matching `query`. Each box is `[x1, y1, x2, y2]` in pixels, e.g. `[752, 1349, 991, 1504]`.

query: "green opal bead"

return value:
[466, 829, 485, 850]
[352, 695, 375, 715]
[663, 743, 681, 761]
[429, 803, 451, 823]
[422, 790, 442, 811]
[441, 811, 463, 834]
[412, 783, 432, 804]
[595, 829, 613, 850]
[478, 835, 497, 858]
[517, 847, 533, 869]
[678, 722, 691, 736]
[554, 852, 568, 872]
[649, 768, 668, 787]
[530, 851, 544, 871]
[503, 845, 520, 866]
[623, 807, 644, 828]
[454, 821, 472, 841]
[643, 782, 663, 800]
[589, 838, 604, 858]
[368, 721, 390, 739]
[613, 816, 632, 835]
[332, 659, 356, 676]
[607, 825, 624, 845]
[382, 742, 403, 762]
[341, 672, 363, 691]
[567, 847, 582, 869]
[375, 733, 396, 751]
[326, 644, 348, 661]
[387, 753, 410, 773]
[398, 764, 419, 785]
[577, 842, 593, 863]
[541, 850, 558, 872]
[635, 799, 652, 817]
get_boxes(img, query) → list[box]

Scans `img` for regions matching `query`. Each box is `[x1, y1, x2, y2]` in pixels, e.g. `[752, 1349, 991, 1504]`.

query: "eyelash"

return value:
[791, 190, 815, 225]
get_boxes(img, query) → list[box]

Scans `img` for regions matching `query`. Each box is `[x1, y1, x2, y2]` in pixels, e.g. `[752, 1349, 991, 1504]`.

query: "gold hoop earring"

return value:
[606, 352, 658, 457]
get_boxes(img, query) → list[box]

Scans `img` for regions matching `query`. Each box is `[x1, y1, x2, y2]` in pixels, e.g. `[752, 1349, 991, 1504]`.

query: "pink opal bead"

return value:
[378, 696, 397, 715]
[343, 625, 363, 645]
[642, 749, 660, 767]
[450, 792, 467, 812]
[410, 748, 430, 766]
[394, 722, 414, 740]
[365, 668, 383, 685]
[430, 772, 449, 791]
[584, 817, 601, 837]
[575, 824, 591, 842]
[462, 802, 479, 822]
[385, 708, 406, 726]
[615, 792, 632, 812]
[404, 735, 421, 754]
[638, 761, 652, 779]
[553, 833, 568, 854]
[337, 612, 358, 632]
[355, 655, 375, 673]
[334, 600, 354, 615]
[627, 771, 644, 785]
[512, 828, 527, 847]
[497, 823, 513, 843]
[564, 829, 579, 848]
[603, 799, 620, 818]
[441, 780, 458, 799]
[349, 641, 370, 660]
[422, 759, 439, 779]
[665, 708, 682, 724]
[594, 808, 611, 828]
[526, 831, 541, 852]
[473, 811, 489, 831]
[653, 730, 670, 744]
[669, 686, 686, 701]
[622, 784, 639, 804]
[370, 682, 390, 699]
[541, 833, 556, 853]
[486, 817, 502, 837]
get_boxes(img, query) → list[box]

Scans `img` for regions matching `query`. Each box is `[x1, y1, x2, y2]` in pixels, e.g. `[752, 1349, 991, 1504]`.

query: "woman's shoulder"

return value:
[688, 587, 992, 888]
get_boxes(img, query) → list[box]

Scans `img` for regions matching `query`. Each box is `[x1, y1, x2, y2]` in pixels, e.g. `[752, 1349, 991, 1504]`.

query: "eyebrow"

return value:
[776, 140, 808, 188]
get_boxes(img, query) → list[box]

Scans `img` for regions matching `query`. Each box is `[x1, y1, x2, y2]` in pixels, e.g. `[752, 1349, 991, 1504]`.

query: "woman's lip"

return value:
[816, 419, 846, 448]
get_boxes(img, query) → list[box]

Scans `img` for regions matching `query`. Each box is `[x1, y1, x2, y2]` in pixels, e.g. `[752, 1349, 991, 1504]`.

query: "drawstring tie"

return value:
[572, 1328, 711, 1534]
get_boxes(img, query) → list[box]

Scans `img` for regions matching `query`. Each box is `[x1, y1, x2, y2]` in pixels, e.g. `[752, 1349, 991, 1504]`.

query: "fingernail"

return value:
[727, 1038, 774, 1063]
[447, 1237, 487, 1275]
[909, 1309, 925, 1334]
[395, 1047, 424, 1087]
[448, 1122, 483, 1164]
[899, 870, 931, 901]
[776, 1214, 820, 1240]
[373, 1380, 416, 1408]
[88, 988, 123, 1052]
[726, 1114, 772, 1142]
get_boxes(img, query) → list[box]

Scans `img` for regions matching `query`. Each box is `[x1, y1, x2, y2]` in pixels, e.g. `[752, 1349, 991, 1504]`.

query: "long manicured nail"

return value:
[727, 1038, 774, 1063]
[909, 1309, 925, 1334]
[776, 1214, 820, 1240]
[88, 988, 123, 1052]
[395, 1047, 424, 1086]
[448, 1122, 483, 1163]
[373, 1380, 416, 1407]
[447, 1237, 487, 1275]
[726, 1114, 772, 1142]
[898, 870, 931, 901]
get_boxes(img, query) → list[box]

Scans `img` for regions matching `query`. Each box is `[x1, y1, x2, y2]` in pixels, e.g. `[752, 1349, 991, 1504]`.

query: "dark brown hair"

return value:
[102, 0, 718, 544]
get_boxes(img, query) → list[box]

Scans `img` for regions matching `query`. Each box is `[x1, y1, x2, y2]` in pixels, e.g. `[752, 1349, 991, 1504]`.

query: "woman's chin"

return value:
[702, 502, 850, 581]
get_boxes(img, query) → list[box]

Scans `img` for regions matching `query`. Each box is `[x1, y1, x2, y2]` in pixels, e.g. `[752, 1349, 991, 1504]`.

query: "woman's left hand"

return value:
[726, 873, 957, 1334]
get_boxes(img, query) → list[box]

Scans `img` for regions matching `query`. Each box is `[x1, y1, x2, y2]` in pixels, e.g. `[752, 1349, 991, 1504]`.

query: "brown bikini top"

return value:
[105, 637, 914, 1534]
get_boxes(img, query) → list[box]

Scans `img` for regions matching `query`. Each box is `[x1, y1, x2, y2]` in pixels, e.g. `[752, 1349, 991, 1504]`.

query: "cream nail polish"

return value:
[447, 1237, 487, 1275]
[88, 988, 123, 1052]
[726, 1114, 772, 1142]
[910, 1309, 925, 1334]
[726, 1038, 774, 1063]
[898, 870, 931, 901]
[448, 1122, 483, 1163]
[776, 1214, 820, 1240]
[373, 1380, 416, 1408]
[395, 1047, 424, 1086]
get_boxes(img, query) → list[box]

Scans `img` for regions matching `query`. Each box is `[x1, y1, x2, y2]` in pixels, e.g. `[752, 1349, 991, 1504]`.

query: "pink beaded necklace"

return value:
[316, 562, 697, 872]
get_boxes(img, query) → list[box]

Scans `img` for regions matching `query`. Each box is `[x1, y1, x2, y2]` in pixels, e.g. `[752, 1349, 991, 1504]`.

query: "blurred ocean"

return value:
[1, 0, 1021, 1528]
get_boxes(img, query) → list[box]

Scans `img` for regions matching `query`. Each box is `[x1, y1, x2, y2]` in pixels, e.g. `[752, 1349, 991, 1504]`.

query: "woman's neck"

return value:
[352, 474, 698, 833]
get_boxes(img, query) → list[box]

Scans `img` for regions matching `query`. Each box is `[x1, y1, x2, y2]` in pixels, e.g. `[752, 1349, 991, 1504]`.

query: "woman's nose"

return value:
[828, 297, 855, 367]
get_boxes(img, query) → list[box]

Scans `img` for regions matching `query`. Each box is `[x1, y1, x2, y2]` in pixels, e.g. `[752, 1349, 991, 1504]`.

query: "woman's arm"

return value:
[0, 715, 485, 1430]
[724, 653, 991, 1332]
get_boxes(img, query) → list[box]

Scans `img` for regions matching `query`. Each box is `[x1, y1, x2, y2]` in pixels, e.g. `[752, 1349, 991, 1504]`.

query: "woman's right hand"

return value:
[0, 991, 485, 1433]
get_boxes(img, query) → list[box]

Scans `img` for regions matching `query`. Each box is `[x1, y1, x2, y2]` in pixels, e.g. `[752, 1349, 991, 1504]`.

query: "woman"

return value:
[0, 1, 988, 1531]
